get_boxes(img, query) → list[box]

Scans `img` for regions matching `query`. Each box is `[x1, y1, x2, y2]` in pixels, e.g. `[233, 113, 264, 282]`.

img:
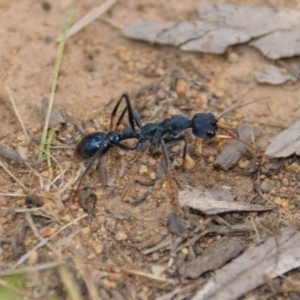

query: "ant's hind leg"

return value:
[110, 92, 142, 132]
[110, 93, 128, 130]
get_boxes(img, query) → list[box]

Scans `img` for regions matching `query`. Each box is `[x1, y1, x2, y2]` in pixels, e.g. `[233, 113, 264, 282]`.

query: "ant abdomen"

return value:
[74, 132, 108, 160]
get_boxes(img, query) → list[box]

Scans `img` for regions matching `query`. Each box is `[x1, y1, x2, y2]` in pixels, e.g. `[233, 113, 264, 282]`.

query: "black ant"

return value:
[72, 92, 266, 204]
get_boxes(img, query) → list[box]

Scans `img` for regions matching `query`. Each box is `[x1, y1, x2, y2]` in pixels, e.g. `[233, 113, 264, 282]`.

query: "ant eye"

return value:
[206, 130, 216, 138]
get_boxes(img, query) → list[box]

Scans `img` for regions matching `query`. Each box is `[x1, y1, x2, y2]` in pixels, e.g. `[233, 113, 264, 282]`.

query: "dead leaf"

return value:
[167, 212, 187, 235]
[179, 236, 246, 278]
[255, 65, 298, 85]
[41, 97, 66, 129]
[192, 227, 300, 300]
[214, 125, 253, 171]
[122, 4, 300, 59]
[0, 142, 24, 164]
[179, 186, 270, 215]
[265, 120, 300, 158]
[78, 187, 97, 222]
[250, 28, 300, 59]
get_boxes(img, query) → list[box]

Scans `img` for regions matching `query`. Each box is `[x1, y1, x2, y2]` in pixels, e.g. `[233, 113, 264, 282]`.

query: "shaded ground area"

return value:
[0, 1, 300, 299]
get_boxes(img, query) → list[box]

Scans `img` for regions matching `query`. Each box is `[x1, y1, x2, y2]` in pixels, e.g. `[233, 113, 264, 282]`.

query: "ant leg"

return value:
[70, 142, 108, 207]
[110, 93, 128, 130]
[97, 155, 107, 186]
[109, 140, 136, 151]
[110, 92, 142, 131]
[164, 136, 188, 169]
[160, 140, 181, 203]
[160, 140, 169, 171]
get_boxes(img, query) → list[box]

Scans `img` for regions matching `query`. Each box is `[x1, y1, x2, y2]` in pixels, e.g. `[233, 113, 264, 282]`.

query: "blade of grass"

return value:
[38, 0, 76, 160]
[46, 127, 57, 167]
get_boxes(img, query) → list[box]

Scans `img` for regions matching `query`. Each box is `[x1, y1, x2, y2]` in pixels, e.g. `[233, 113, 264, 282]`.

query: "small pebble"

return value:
[228, 52, 239, 63]
[149, 172, 156, 180]
[81, 227, 90, 235]
[41, 170, 49, 177]
[28, 251, 38, 265]
[30, 127, 39, 134]
[260, 181, 271, 192]
[151, 265, 165, 277]
[151, 252, 160, 261]
[185, 155, 195, 170]
[282, 201, 289, 209]
[175, 79, 188, 97]
[239, 160, 250, 169]
[16, 135, 27, 142]
[0, 195, 8, 206]
[40, 227, 56, 237]
[282, 178, 289, 187]
[148, 157, 156, 166]
[102, 278, 116, 290]
[139, 164, 148, 174]
[108, 273, 123, 281]
[93, 243, 103, 255]
[214, 89, 224, 98]
[208, 156, 214, 163]
[115, 231, 127, 241]
[181, 248, 188, 254]
[273, 197, 282, 206]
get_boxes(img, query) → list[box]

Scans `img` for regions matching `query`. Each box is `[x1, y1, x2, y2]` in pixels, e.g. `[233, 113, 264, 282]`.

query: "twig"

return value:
[5, 86, 30, 142]
[0, 261, 65, 276]
[11, 213, 88, 270]
[250, 217, 264, 244]
[142, 236, 171, 255]
[57, 0, 118, 41]
[99, 16, 123, 30]
[267, 99, 286, 127]
[277, 60, 300, 80]
[96, 263, 175, 284]
[25, 212, 61, 256]
[0, 161, 28, 191]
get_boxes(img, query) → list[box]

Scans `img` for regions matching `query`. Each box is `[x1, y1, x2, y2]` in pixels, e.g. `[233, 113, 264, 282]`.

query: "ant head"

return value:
[191, 113, 217, 139]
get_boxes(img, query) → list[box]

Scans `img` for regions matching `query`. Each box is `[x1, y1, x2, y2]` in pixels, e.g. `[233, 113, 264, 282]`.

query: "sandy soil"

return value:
[0, 1, 300, 299]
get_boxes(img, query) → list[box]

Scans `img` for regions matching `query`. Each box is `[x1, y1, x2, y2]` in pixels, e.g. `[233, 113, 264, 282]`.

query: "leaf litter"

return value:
[1, 5, 300, 296]
[192, 226, 300, 300]
[255, 64, 298, 85]
[122, 3, 300, 60]
[179, 186, 270, 215]
[1, 63, 299, 299]
[266, 120, 300, 157]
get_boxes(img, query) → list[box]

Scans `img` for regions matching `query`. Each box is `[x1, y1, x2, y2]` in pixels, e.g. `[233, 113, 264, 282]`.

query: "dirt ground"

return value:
[0, 1, 300, 299]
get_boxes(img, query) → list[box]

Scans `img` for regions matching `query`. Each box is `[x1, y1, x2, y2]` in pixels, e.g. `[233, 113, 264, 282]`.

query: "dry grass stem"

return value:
[25, 212, 61, 257]
[11, 213, 88, 270]
[0, 261, 65, 276]
[5, 86, 30, 142]
[0, 161, 28, 191]
[57, 0, 118, 41]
